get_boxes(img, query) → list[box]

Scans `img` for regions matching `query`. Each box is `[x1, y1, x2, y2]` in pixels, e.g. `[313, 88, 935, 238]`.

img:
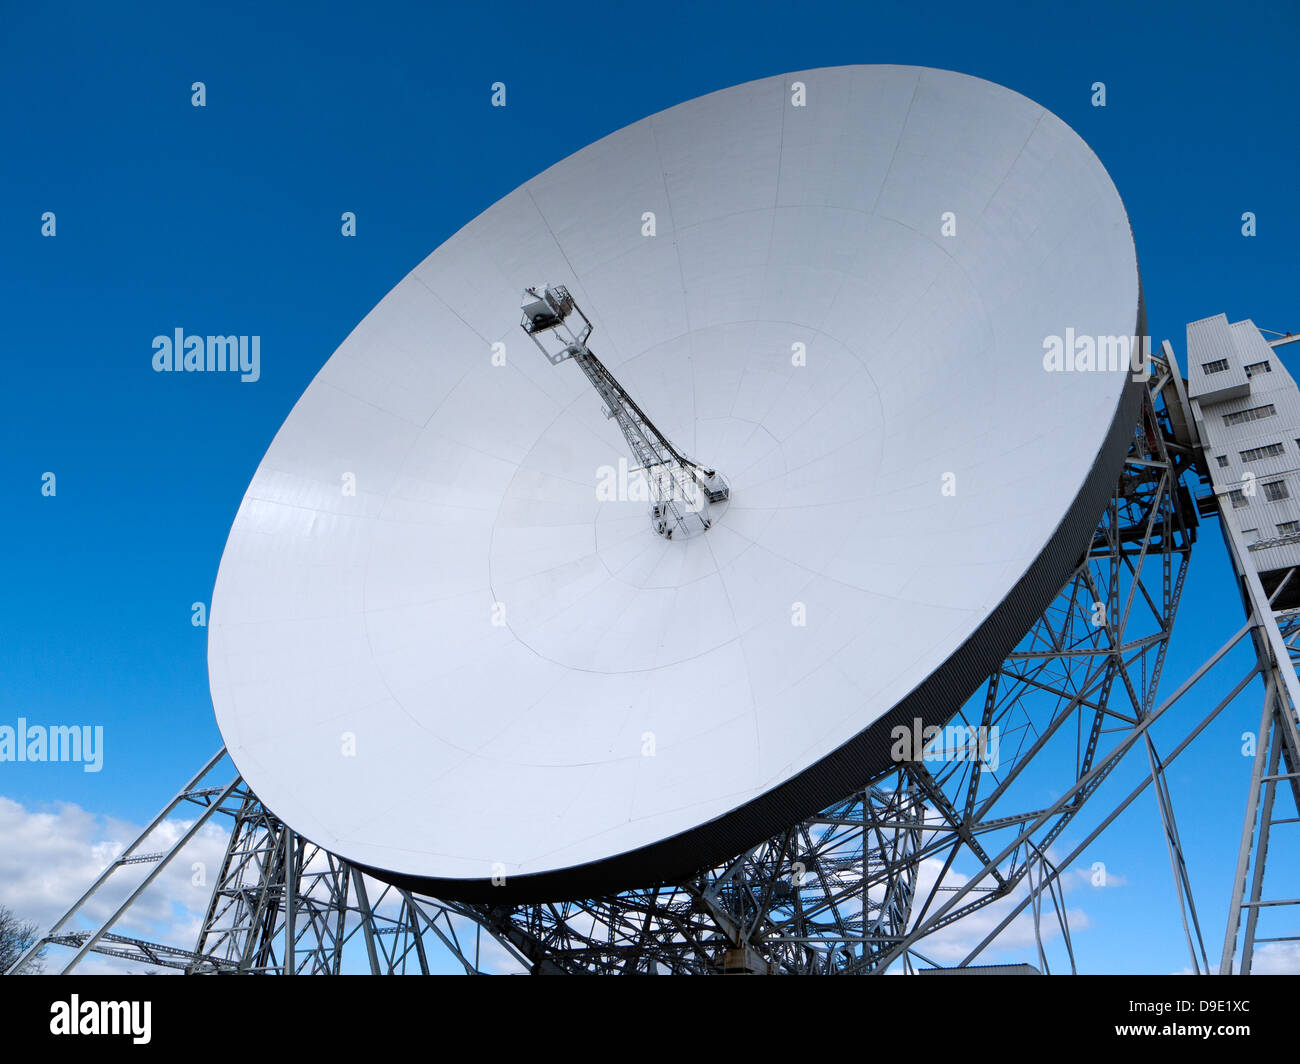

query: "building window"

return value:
[1202, 359, 1230, 374]
[1229, 489, 1249, 508]
[1216, 455, 1229, 467]
[1263, 480, 1289, 502]
[1240, 443, 1285, 462]
[1244, 360, 1272, 377]
[1278, 521, 1300, 536]
[1224, 404, 1277, 426]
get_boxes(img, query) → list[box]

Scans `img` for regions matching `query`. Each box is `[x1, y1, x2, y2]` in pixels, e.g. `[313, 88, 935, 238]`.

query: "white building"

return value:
[1187, 313, 1300, 605]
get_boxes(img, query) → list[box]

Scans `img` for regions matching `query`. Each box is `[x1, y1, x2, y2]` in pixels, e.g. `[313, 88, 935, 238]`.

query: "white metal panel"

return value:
[1187, 313, 1251, 403]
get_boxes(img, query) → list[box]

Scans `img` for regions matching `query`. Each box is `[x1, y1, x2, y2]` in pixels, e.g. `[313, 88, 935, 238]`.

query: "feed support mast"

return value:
[520, 285, 729, 539]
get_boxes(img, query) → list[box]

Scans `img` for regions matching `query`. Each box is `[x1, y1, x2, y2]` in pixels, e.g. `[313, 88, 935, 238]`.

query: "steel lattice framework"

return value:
[1217, 545, 1300, 974]
[11, 354, 1295, 975]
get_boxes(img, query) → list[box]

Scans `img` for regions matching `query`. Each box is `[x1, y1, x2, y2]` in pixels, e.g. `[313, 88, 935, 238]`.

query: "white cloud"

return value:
[899, 856, 1090, 972]
[0, 793, 521, 975]
[0, 794, 230, 974]
[1249, 941, 1300, 974]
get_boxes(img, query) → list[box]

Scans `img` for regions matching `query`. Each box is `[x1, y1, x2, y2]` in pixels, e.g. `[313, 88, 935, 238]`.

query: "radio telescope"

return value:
[206, 65, 1141, 901]
[21, 66, 1296, 979]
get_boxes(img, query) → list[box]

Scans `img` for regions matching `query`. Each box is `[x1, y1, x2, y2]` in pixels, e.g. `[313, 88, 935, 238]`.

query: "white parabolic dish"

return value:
[209, 65, 1143, 899]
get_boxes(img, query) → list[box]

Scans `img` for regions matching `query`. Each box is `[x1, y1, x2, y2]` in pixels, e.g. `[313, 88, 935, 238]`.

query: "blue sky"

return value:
[1, 0, 1297, 973]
